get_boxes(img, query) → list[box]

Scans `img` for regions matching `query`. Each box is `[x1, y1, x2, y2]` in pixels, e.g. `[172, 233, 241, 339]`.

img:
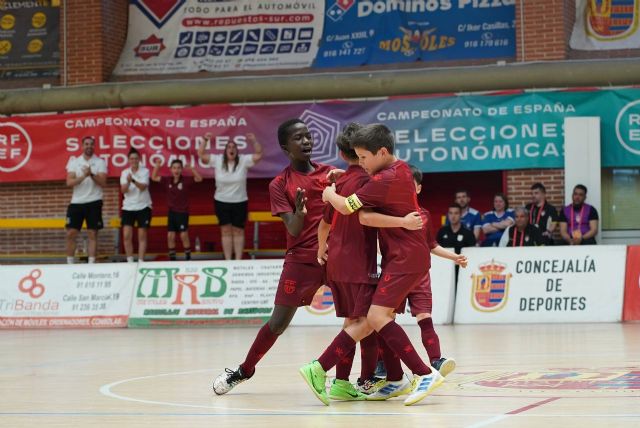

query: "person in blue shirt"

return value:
[446, 189, 482, 240]
[481, 193, 515, 247]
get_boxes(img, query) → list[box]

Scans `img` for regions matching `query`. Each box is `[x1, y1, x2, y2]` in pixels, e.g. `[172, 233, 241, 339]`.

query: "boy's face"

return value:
[354, 146, 388, 175]
[170, 163, 183, 178]
[283, 123, 313, 161]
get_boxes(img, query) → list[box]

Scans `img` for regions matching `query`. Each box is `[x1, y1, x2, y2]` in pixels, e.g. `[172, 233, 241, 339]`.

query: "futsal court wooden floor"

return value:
[1, 323, 639, 428]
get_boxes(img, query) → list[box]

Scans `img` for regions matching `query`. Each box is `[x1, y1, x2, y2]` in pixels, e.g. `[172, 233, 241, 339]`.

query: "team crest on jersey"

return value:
[284, 279, 296, 295]
[132, 0, 185, 29]
[471, 260, 511, 312]
[586, 0, 640, 41]
[326, 0, 355, 22]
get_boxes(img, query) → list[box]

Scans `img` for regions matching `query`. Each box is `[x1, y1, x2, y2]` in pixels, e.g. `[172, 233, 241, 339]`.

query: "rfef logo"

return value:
[18, 269, 45, 299]
[132, 0, 185, 29]
[0, 122, 33, 173]
[471, 260, 511, 312]
[615, 99, 640, 156]
[134, 35, 166, 60]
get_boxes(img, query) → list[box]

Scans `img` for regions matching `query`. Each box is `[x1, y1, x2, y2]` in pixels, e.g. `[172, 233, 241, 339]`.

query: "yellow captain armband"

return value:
[345, 194, 363, 213]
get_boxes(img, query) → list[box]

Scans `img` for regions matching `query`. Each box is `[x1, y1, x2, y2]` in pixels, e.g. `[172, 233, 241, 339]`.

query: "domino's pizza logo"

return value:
[300, 110, 342, 165]
[132, 0, 185, 29]
[326, 0, 355, 22]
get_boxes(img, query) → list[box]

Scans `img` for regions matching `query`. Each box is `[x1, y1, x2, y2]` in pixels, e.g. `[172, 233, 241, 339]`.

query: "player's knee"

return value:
[416, 313, 431, 322]
[268, 321, 288, 336]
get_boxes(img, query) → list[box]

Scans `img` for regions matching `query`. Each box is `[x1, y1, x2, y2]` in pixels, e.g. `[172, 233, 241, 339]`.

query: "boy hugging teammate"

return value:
[301, 124, 446, 406]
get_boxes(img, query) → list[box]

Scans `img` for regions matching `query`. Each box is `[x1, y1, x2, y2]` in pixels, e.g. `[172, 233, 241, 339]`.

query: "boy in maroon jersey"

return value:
[316, 123, 423, 402]
[213, 118, 333, 395]
[300, 123, 443, 406]
[367, 165, 467, 400]
[151, 159, 203, 261]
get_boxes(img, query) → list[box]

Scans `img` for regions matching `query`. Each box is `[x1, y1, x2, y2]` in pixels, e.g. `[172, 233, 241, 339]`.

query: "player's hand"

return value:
[294, 188, 307, 216]
[204, 132, 212, 141]
[317, 245, 328, 266]
[326, 169, 345, 183]
[455, 254, 468, 268]
[127, 173, 133, 183]
[82, 166, 91, 177]
[402, 212, 423, 230]
[322, 183, 336, 203]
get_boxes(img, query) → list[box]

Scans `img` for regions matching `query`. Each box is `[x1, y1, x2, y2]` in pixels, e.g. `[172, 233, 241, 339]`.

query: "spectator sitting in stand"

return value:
[558, 184, 599, 245]
[499, 207, 544, 247]
[481, 193, 514, 247]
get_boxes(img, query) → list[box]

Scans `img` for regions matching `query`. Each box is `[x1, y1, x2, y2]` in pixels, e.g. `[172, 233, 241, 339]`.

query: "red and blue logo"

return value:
[132, 0, 185, 29]
[326, 0, 355, 22]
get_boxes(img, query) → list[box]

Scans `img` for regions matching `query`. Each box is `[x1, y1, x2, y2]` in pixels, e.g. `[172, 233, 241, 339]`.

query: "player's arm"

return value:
[279, 188, 307, 237]
[322, 184, 351, 215]
[317, 219, 330, 265]
[91, 171, 107, 187]
[120, 173, 131, 194]
[495, 216, 515, 229]
[559, 221, 572, 244]
[358, 210, 423, 230]
[197, 133, 212, 165]
[66, 171, 86, 187]
[431, 245, 467, 268]
[150, 159, 162, 183]
[482, 222, 499, 234]
[583, 219, 598, 241]
[189, 164, 203, 182]
[248, 133, 263, 164]
[130, 174, 149, 191]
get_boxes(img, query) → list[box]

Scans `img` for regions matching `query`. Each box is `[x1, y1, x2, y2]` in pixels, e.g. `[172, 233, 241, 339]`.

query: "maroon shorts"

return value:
[396, 273, 432, 316]
[274, 262, 325, 307]
[328, 281, 376, 319]
[372, 271, 426, 310]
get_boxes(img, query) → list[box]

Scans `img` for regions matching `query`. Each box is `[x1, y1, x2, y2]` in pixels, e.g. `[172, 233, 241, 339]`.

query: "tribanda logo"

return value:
[0, 122, 33, 173]
[18, 269, 45, 299]
[132, 0, 185, 29]
[471, 259, 512, 312]
[136, 266, 227, 304]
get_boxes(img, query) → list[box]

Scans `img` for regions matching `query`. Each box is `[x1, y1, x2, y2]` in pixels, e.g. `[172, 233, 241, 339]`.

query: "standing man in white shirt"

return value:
[120, 148, 152, 263]
[197, 133, 262, 260]
[65, 136, 108, 264]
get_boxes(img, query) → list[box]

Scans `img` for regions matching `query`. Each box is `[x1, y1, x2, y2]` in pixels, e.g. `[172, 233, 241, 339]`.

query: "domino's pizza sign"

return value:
[326, 0, 356, 22]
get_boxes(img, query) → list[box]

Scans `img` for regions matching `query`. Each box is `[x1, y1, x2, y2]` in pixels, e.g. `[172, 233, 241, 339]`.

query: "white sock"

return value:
[127, 256, 134, 263]
[66, 257, 74, 264]
[88, 257, 96, 264]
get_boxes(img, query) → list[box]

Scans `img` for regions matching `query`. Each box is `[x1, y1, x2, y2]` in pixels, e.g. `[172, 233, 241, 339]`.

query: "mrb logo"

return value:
[471, 259, 511, 312]
[136, 266, 228, 304]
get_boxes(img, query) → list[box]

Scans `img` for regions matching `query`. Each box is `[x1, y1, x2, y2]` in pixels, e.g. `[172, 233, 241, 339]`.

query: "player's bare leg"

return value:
[138, 227, 148, 262]
[179, 231, 191, 260]
[65, 228, 79, 264]
[220, 224, 233, 260]
[87, 229, 98, 263]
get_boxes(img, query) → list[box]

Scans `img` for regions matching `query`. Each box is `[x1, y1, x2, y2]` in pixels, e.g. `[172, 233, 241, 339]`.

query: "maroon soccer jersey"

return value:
[347, 160, 429, 274]
[161, 176, 194, 213]
[269, 162, 333, 263]
[323, 165, 377, 284]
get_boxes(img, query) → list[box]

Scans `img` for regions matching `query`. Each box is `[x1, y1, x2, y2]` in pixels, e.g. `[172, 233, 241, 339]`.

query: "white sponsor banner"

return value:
[0, 263, 136, 329]
[130, 256, 456, 327]
[570, 0, 640, 50]
[454, 246, 626, 324]
[291, 253, 456, 326]
[115, 0, 323, 75]
[129, 260, 280, 327]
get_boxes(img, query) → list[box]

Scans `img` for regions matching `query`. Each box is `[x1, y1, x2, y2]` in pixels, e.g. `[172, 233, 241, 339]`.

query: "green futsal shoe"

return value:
[329, 379, 367, 401]
[299, 361, 330, 406]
